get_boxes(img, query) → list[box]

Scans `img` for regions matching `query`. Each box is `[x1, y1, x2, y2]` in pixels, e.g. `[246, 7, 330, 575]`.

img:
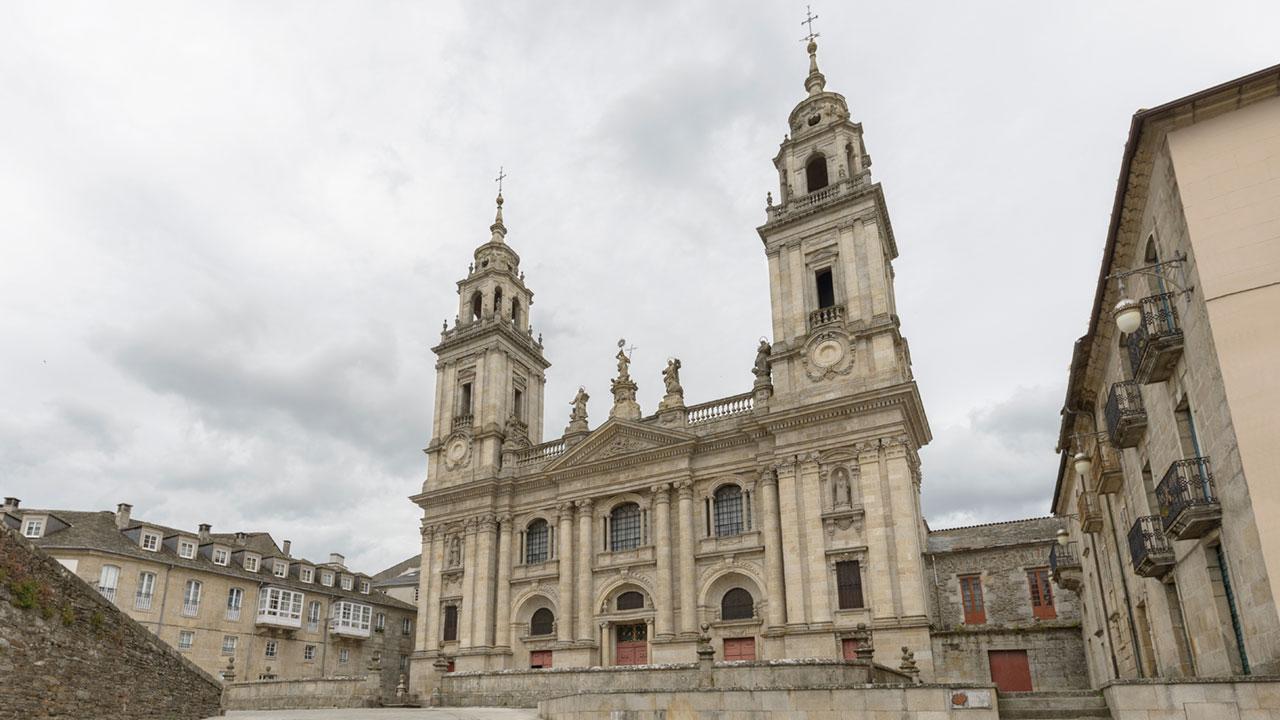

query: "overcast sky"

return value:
[2, 2, 1277, 573]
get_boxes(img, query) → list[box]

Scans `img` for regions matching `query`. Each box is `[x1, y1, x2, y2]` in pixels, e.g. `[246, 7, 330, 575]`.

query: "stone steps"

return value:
[998, 690, 1112, 720]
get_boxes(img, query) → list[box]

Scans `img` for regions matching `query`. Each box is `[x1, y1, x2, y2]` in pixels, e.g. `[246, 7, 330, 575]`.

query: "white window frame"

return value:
[221, 635, 237, 655]
[273, 561, 288, 578]
[321, 571, 334, 587]
[141, 532, 160, 552]
[341, 575, 353, 591]
[300, 567, 313, 583]
[212, 548, 229, 566]
[360, 580, 370, 594]
[135, 571, 156, 609]
[401, 617, 412, 636]
[98, 564, 120, 601]
[178, 630, 194, 650]
[308, 600, 322, 624]
[244, 555, 259, 572]
[22, 517, 45, 538]
[304, 644, 316, 661]
[178, 539, 196, 559]
[375, 612, 386, 631]
[331, 600, 373, 634]
[264, 639, 277, 658]
[338, 648, 349, 663]
[183, 579, 202, 616]
[257, 587, 304, 623]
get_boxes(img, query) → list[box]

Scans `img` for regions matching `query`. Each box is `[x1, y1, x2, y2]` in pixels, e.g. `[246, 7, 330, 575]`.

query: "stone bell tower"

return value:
[424, 192, 550, 490]
[757, 38, 916, 409]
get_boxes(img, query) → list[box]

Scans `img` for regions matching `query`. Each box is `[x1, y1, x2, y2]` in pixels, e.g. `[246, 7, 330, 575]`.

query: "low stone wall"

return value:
[931, 624, 1089, 689]
[222, 676, 377, 711]
[539, 686, 1000, 719]
[0, 526, 222, 720]
[441, 659, 909, 708]
[1102, 677, 1280, 719]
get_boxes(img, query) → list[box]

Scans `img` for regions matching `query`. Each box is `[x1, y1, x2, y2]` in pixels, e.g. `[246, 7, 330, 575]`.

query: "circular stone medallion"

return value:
[444, 436, 471, 469]
[811, 338, 846, 368]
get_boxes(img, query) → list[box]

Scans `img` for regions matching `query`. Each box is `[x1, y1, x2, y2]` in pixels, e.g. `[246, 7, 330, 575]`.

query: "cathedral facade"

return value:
[409, 39, 938, 690]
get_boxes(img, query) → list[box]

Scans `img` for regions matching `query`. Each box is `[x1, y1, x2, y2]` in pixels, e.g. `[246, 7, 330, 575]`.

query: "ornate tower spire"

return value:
[800, 6, 826, 97]
[490, 166, 508, 242]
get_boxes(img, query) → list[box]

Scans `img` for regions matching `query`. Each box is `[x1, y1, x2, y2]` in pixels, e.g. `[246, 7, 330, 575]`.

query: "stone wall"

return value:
[440, 659, 909, 708]
[1102, 677, 1280, 719]
[931, 626, 1089, 690]
[538, 686, 1000, 720]
[0, 526, 222, 720]
[222, 676, 378, 711]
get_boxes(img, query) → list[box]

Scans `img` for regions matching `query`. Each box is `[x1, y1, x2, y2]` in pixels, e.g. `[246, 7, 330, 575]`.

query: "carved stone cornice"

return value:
[650, 483, 671, 504]
[758, 468, 778, 487]
[556, 502, 575, 520]
[575, 498, 594, 516]
[674, 479, 694, 499]
[478, 514, 498, 532]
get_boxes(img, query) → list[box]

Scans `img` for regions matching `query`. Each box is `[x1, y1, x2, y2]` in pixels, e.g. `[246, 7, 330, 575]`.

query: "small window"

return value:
[244, 555, 259, 572]
[402, 617, 412, 636]
[525, 519, 550, 564]
[960, 575, 986, 625]
[443, 605, 459, 642]
[341, 575, 353, 591]
[273, 561, 288, 578]
[227, 587, 244, 612]
[513, 388, 524, 421]
[264, 639, 277, 658]
[511, 299, 521, 325]
[178, 540, 196, 559]
[459, 383, 473, 416]
[806, 155, 829, 192]
[610, 503, 642, 552]
[836, 560, 864, 610]
[470, 291, 482, 320]
[98, 564, 120, 599]
[616, 591, 645, 611]
[221, 635, 237, 655]
[530, 607, 554, 636]
[360, 580, 370, 594]
[308, 601, 322, 624]
[212, 548, 229, 566]
[720, 588, 754, 620]
[1028, 568, 1056, 620]
[22, 517, 44, 538]
[141, 532, 160, 552]
[815, 268, 835, 309]
[183, 579, 202, 616]
[714, 485, 744, 537]
[300, 567, 313, 583]
[321, 571, 334, 587]
[304, 644, 316, 661]
[530, 650, 553, 669]
[376, 612, 386, 631]
[178, 630, 194, 650]
[338, 648, 349, 663]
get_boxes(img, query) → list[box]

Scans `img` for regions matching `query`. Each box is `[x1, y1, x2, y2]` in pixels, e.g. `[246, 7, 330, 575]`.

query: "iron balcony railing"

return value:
[1126, 293, 1184, 383]
[225, 606, 242, 622]
[1156, 457, 1220, 539]
[1128, 515, 1175, 577]
[1049, 542, 1079, 573]
[134, 592, 153, 610]
[181, 602, 200, 617]
[98, 586, 117, 602]
[1105, 381, 1147, 448]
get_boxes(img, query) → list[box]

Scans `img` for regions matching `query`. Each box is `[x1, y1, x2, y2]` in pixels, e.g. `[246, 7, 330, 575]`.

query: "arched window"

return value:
[525, 519, 549, 565]
[494, 287, 503, 316]
[806, 155, 829, 193]
[617, 591, 645, 611]
[610, 503, 641, 551]
[530, 607, 554, 636]
[511, 298, 521, 326]
[470, 291, 482, 321]
[714, 485, 744, 537]
[721, 587, 754, 620]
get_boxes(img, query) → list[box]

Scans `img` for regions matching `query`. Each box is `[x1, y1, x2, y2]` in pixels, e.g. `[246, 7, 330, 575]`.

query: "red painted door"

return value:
[615, 623, 648, 665]
[841, 638, 861, 660]
[723, 637, 756, 661]
[988, 650, 1033, 692]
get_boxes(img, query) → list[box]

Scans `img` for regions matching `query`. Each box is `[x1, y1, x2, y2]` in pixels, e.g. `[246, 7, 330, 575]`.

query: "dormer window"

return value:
[321, 571, 334, 587]
[273, 561, 288, 578]
[178, 540, 197, 559]
[805, 154, 829, 192]
[341, 575, 354, 591]
[212, 548, 229, 566]
[22, 517, 45, 538]
[244, 555, 260, 572]
[300, 567, 314, 584]
[359, 580, 370, 594]
[141, 532, 160, 552]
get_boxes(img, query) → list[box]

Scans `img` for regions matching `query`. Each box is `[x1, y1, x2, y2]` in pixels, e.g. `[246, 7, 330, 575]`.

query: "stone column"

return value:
[494, 514, 513, 651]
[861, 444, 897, 620]
[759, 469, 787, 628]
[472, 515, 497, 647]
[884, 439, 928, 620]
[576, 499, 595, 642]
[414, 523, 436, 653]
[557, 502, 576, 642]
[651, 483, 675, 639]
[798, 454, 832, 625]
[459, 520, 478, 648]
[676, 479, 698, 636]
[775, 458, 808, 626]
[423, 530, 445, 652]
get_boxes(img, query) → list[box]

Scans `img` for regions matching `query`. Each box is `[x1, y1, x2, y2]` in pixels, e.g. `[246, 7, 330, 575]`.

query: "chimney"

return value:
[198, 523, 212, 543]
[2, 497, 18, 512]
[115, 503, 133, 530]
[328, 552, 345, 568]
[235, 531, 247, 545]
[282, 540, 292, 557]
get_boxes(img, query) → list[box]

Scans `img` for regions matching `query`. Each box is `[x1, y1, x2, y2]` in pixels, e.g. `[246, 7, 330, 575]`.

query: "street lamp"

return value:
[1113, 298, 1142, 334]
[1073, 451, 1093, 478]
[1056, 528, 1069, 547]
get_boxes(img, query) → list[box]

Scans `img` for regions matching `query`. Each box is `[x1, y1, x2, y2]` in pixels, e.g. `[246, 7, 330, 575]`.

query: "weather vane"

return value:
[495, 166, 507, 194]
[800, 5, 820, 44]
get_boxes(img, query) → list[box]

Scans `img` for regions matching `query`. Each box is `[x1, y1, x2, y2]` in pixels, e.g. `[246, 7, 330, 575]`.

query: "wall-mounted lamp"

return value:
[1107, 252, 1192, 334]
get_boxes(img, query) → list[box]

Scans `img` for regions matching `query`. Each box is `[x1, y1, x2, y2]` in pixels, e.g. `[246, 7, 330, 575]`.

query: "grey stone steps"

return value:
[998, 690, 1111, 720]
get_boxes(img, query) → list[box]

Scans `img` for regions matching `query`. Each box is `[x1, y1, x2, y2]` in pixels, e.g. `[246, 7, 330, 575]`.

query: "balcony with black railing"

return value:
[1156, 457, 1220, 540]
[1105, 381, 1148, 448]
[1077, 491, 1103, 534]
[1125, 293, 1184, 384]
[1128, 515, 1175, 578]
[1049, 542, 1083, 593]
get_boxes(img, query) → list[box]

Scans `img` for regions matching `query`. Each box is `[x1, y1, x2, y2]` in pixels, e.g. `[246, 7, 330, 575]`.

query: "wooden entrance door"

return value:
[841, 638, 863, 660]
[529, 650, 552, 669]
[723, 637, 756, 661]
[988, 650, 1033, 692]
[615, 623, 648, 665]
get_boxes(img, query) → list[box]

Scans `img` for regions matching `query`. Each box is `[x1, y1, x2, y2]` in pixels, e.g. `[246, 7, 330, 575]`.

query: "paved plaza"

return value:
[217, 709, 537, 720]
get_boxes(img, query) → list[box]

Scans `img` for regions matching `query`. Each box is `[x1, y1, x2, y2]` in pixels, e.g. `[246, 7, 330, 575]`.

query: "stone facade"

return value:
[0, 524, 222, 720]
[0, 499, 416, 695]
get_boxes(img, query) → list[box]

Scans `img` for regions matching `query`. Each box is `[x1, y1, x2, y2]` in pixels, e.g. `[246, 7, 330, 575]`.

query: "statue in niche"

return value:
[662, 358, 683, 396]
[447, 536, 462, 568]
[832, 466, 853, 508]
[569, 387, 589, 423]
[752, 339, 773, 383]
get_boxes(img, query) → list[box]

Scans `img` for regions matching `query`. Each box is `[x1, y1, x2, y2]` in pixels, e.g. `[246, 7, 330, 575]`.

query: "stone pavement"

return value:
[217, 709, 537, 720]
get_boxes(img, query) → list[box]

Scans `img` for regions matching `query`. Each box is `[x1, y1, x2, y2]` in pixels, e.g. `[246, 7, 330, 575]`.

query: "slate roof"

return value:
[13, 507, 415, 612]
[372, 553, 420, 584]
[926, 516, 1066, 554]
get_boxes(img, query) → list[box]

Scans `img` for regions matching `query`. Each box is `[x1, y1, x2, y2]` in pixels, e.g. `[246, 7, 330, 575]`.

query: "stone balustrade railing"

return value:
[515, 439, 567, 466]
[808, 304, 845, 330]
[686, 392, 754, 425]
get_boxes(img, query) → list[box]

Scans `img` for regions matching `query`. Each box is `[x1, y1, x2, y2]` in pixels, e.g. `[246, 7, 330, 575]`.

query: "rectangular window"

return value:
[22, 517, 44, 538]
[135, 571, 156, 610]
[360, 580, 370, 594]
[178, 630, 194, 650]
[244, 555, 259, 572]
[257, 587, 305, 623]
[322, 571, 334, 587]
[308, 601, 322, 624]
[141, 532, 160, 552]
[304, 644, 316, 661]
[530, 650, 553, 669]
[221, 635, 237, 655]
[330, 601, 373, 634]
[300, 567, 313, 583]
[338, 648, 349, 664]
[341, 575, 353, 591]
[226, 587, 244, 620]
[97, 564, 120, 602]
[376, 612, 386, 631]
[460, 382, 473, 415]
[402, 618, 412, 636]
[212, 548, 229, 566]
[264, 640, 277, 658]
[723, 637, 757, 661]
[443, 605, 459, 641]
[960, 574, 986, 625]
[835, 560, 865, 610]
[1027, 568, 1056, 620]
[815, 267, 836, 309]
[183, 579, 202, 617]
[273, 561, 288, 578]
[513, 388, 524, 420]
[178, 540, 196, 559]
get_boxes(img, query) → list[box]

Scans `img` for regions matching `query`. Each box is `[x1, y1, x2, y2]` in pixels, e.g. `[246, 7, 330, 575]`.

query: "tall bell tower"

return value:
[424, 191, 550, 490]
[758, 37, 915, 409]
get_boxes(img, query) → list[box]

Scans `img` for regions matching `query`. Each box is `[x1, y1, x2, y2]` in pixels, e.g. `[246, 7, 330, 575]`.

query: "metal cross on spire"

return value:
[800, 5, 820, 44]
[494, 166, 507, 194]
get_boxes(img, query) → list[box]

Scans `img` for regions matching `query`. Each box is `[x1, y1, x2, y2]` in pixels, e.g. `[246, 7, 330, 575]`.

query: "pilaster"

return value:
[415, 522, 436, 654]
[759, 469, 788, 628]
[883, 438, 928, 620]
[424, 529, 445, 652]
[556, 502, 576, 643]
[775, 458, 808, 626]
[459, 519, 478, 648]
[651, 483, 675, 639]
[798, 452, 832, 626]
[576, 499, 595, 641]
[493, 513, 513, 651]
[676, 479, 698, 636]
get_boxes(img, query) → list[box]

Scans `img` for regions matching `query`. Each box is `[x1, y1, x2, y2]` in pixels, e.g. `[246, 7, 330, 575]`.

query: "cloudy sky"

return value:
[2, 2, 1277, 572]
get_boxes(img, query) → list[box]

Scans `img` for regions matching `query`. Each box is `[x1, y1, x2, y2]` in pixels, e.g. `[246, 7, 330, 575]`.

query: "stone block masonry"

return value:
[0, 525, 223, 720]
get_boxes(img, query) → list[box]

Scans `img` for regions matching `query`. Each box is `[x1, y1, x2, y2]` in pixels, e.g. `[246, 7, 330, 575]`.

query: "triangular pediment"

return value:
[544, 418, 696, 472]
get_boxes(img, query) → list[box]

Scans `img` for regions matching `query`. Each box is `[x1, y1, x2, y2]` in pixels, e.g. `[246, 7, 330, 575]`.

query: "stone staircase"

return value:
[998, 690, 1112, 719]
